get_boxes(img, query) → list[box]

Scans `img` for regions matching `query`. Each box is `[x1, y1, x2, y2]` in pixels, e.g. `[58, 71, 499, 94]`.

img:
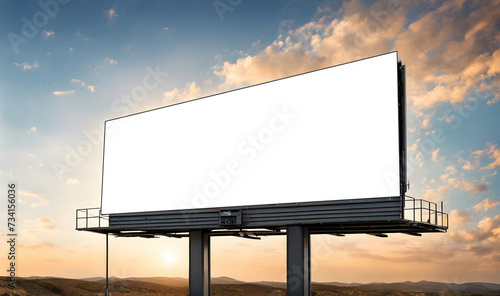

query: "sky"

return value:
[1, 0, 500, 285]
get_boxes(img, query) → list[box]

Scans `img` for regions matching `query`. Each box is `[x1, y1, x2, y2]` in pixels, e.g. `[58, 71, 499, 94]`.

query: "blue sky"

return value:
[1, 0, 500, 284]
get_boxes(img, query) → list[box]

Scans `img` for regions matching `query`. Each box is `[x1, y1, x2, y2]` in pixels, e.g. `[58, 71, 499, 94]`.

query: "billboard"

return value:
[101, 52, 401, 215]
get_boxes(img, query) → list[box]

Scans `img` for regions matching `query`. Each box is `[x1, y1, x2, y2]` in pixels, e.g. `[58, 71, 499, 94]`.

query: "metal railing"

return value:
[76, 208, 109, 229]
[76, 197, 449, 231]
[404, 196, 448, 228]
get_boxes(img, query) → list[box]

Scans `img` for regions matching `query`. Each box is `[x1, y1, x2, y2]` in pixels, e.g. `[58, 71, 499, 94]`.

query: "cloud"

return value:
[447, 178, 489, 194]
[106, 7, 118, 21]
[42, 30, 55, 38]
[432, 148, 440, 162]
[163, 81, 201, 104]
[213, 0, 407, 89]
[126, 43, 137, 55]
[488, 47, 500, 76]
[472, 183, 489, 194]
[20, 240, 58, 250]
[414, 151, 424, 167]
[15, 61, 40, 71]
[214, 39, 327, 90]
[21, 218, 59, 240]
[19, 190, 49, 207]
[66, 178, 80, 185]
[482, 144, 500, 170]
[52, 90, 75, 96]
[422, 118, 432, 129]
[438, 113, 455, 124]
[35, 218, 58, 231]
[31, 198, 49, 207]
[26, 126, 37, 134]
[214, 0, 500, 112]
[445, 165, 457, 175]
[105, 57, 118, 65]
[458, 157, 475, 170]
[451, 214, 500, 258]
[71, 78, 96, 93]
[449, 209, 473, 228]
[487, 94, 500, 105]
[395, 2, 500, 110]
[19, 190, 42, 198]
[473, 198, 500, 213]
[470, 148, 487, 167]
[472, 149, 485, 158]
[421, 185, 449, 202]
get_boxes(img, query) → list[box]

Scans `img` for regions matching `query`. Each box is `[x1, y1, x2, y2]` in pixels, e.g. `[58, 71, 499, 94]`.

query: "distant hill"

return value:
[2, 276, 499, 295]
[99, 276, 189, 287]
[83, 275, 245, 287]
[318, 280, 500, 294]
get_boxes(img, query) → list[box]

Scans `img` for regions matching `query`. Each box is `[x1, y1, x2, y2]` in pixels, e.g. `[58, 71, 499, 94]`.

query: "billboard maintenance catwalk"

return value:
[77, 52, 448, 296]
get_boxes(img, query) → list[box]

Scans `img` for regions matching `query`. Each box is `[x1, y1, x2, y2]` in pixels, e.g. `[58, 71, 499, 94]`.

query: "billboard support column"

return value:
[105, 233, 109, 296]
[287, 225, 310, 296]
[189, 230, 210, 296]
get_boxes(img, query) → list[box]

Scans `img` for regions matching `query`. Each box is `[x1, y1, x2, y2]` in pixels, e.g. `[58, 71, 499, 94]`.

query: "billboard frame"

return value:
[99, 52, 407, 224]
[99, 52, 408, 232]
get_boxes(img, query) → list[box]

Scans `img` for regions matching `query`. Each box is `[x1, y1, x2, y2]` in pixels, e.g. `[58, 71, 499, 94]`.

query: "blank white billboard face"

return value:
[101, 52, 400, 214]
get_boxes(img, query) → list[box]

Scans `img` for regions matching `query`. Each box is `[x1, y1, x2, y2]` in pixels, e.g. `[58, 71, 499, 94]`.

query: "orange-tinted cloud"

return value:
[432, 148, 441, 162]
[214, 0, 500, 112]
[473, 198, 500, 213]
[447, 178, 489, 194]
[163, 81, 201, 104]
[20, 240, 58, 250]
[453, 214, 500, 258]
[214, 0, 408, 89]
[421, 184, 450, 202]
[396, 1, 500, 109]
[19, 190, 49, 207]
[459, 157, 475, 170]
[449, 209, 473, 228]
[482, 145, 500, 170]
[35, 218, 58, 231]
[445, 165, 457, 175]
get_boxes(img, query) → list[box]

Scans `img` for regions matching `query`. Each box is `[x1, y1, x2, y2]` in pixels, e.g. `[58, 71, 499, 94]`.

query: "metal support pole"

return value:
[420, 200, 423, 222]
[189, 230, 210, 296]
[434, 203, 437, 224]
[413, 198, 415, 221]
[287, 225, 310, 296]
[106, 233, 109, 296]
[429, 202, 431, 223]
